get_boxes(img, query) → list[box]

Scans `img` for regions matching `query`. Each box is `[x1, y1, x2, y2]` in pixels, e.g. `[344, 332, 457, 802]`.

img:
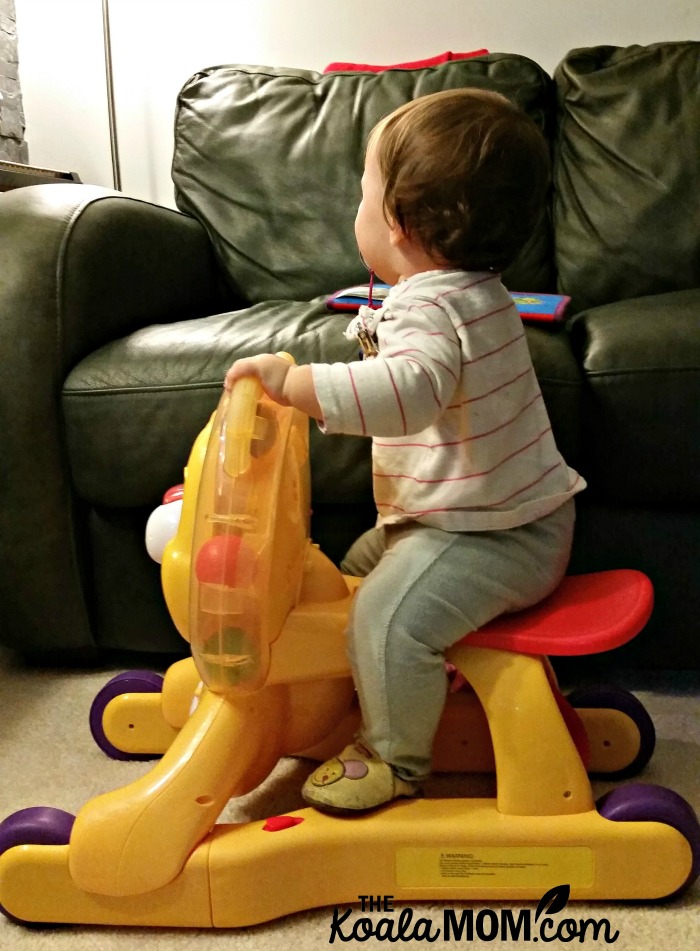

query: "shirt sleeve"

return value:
[311, 296, 461, 437]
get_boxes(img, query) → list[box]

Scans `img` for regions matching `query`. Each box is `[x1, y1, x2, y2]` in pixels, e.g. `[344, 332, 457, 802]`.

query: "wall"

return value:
[14, 0, 112, 184]
[0, 0, 27, 162]
[14, 0, 700, 207]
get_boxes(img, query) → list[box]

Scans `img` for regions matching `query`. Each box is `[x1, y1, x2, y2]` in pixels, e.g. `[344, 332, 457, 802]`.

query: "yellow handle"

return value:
[224, 352, 295, 477]
[224, 377, 262, 477]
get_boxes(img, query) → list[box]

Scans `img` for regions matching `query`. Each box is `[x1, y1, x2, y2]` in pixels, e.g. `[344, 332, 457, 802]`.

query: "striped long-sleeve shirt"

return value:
[311, 269, 585, 531]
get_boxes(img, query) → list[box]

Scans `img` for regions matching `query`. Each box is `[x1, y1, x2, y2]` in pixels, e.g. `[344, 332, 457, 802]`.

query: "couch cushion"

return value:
[569, 290, 700, 504]
[172, 55, 555, 305]
[63, 303, 581, 511]
[63, 300, 370, 510]
[554, 42, 700, 313]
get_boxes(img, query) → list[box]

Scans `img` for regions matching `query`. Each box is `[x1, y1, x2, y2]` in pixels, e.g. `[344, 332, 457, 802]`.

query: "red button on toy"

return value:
[262, 815, 305, 832]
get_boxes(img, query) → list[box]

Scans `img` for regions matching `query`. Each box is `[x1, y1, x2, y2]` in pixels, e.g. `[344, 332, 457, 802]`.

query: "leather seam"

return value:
[63, 383, 223, 397]
[584, 366, 700, 377]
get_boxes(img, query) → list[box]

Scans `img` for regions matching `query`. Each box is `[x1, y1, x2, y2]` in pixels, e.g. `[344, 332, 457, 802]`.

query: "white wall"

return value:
[14, 0, 700, 208]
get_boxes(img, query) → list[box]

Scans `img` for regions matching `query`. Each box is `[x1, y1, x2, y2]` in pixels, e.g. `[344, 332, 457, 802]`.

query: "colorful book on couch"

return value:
[327, 284, 570, 324]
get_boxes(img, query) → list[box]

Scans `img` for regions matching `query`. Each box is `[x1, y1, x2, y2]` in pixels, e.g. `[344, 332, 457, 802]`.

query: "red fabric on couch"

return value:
[324, 50, 488, 74]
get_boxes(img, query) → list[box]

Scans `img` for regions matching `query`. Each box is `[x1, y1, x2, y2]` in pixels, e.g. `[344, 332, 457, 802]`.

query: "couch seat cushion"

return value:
[63, 302, 582, 511]
[569, 290, 700, 504]
[63, 299, 369, 510]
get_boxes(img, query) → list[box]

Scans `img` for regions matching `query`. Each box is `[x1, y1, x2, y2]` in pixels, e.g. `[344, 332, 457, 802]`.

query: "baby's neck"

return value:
[394, 242, 449, 282]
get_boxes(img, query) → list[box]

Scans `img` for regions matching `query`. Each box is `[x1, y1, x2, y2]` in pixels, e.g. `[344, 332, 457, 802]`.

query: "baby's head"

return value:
[366, 88, 550, 274]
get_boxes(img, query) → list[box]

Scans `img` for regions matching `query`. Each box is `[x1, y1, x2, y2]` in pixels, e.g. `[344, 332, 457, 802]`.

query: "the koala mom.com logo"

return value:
[327, 885, 620, 943]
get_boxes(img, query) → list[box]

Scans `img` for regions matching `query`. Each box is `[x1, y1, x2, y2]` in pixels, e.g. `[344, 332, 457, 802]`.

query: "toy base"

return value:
[0, 799, 691, 927]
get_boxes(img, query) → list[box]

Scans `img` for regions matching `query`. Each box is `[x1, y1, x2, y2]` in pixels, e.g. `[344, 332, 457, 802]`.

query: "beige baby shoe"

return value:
[301, 739, 421, 813]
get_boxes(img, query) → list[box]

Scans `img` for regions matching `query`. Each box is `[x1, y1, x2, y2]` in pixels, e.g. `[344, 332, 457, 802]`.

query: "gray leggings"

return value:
[340, 500, 576, 782]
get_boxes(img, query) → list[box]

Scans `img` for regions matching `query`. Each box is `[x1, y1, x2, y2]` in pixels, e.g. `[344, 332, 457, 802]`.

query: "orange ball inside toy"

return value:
[195, 535, 244, 588]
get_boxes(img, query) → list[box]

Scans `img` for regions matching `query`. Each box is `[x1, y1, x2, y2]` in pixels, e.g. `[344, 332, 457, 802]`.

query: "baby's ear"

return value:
[388, 219, 409, 248]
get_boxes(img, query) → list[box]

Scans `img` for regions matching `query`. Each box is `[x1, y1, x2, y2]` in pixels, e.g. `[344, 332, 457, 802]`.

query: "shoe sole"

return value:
[301, 787, 424, 816]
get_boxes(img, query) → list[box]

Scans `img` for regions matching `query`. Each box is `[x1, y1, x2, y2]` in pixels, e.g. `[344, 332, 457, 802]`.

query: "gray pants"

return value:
[340, 500, 576, 782]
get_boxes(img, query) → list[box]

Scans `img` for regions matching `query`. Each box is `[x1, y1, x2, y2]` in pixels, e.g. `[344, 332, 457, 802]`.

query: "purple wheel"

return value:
[567, 684, 656, 779]
[89, 670, 164, 761]
[0, 807, 75, 925]
[598, 784, 700, 898]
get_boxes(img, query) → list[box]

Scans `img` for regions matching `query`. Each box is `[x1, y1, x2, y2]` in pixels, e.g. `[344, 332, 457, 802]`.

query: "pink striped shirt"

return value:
[312, 270, 585, 531]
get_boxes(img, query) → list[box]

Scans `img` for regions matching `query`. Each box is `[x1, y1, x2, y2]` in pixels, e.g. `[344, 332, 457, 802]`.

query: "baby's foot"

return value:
[301, 740, 421, 814]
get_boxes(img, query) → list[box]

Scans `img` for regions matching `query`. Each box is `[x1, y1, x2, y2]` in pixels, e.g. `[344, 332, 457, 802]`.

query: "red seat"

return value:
[463, 570, 653, 657]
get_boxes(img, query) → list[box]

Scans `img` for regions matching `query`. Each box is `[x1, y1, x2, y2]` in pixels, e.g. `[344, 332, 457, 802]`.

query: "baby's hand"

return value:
[224, 354, 292, 405]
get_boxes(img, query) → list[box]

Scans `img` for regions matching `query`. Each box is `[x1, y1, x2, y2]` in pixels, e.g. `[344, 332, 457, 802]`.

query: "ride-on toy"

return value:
[1, 362, 698, 927]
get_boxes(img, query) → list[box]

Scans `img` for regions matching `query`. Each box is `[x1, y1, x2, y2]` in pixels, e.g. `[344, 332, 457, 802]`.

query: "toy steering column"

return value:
[70, 357, 315, 897]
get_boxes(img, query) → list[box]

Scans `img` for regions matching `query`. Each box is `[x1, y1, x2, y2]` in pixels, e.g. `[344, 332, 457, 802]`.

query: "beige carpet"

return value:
[0, 646, 698, 949]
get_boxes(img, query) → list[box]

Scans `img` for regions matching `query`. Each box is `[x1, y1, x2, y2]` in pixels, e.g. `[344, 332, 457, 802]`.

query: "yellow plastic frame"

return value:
[0, 377, 693, 927]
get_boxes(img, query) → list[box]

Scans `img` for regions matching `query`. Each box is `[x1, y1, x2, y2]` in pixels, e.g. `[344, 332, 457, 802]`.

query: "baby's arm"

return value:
[314, 300, 462, 437]
[224, 299, 459, 435]
[224, 354, 323, 420]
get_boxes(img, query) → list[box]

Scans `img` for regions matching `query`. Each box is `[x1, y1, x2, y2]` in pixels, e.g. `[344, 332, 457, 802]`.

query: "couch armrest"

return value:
[0, 184, 236, 660]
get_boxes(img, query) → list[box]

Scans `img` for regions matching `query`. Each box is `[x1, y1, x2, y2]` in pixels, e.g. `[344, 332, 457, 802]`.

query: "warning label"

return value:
[396, 847, 594, 889]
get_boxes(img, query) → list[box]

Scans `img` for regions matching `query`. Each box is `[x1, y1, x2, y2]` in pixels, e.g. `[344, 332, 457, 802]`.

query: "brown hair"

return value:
[369, 88, 550, 272]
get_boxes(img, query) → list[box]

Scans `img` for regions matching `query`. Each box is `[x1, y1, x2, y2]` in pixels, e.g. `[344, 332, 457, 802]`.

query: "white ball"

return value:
[145, 499, 183, 564]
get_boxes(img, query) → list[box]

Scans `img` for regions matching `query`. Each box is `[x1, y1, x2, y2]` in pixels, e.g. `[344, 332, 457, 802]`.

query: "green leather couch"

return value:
[1, 42, 698, 667]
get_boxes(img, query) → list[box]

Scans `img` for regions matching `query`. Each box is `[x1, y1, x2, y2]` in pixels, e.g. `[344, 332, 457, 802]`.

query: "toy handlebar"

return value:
[224, 352, 296, 477]
[223, 376, 262, 478]
[187, 350, 307, 696]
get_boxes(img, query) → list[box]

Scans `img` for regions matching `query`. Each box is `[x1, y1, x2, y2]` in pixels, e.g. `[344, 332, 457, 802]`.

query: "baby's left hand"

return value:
[224, 354, 292, 405]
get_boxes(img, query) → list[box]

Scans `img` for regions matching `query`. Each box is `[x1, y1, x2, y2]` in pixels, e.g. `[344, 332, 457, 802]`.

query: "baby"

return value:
[225, 88, 585, 813]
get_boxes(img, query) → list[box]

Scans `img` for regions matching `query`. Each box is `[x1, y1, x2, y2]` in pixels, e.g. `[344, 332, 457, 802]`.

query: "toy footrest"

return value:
[464, 570, 653, 657]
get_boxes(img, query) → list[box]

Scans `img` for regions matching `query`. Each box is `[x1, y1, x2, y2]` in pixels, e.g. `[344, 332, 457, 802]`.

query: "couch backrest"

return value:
[553, 41, 700, 313]
[172, 55, 555, 304]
